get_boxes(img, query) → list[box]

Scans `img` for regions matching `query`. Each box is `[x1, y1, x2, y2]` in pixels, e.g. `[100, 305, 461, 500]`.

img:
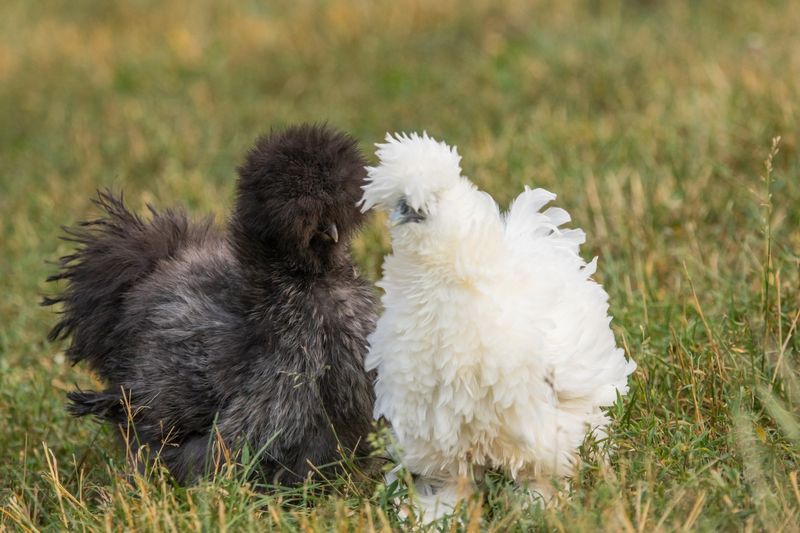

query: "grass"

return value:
[1, 0, 799, 530]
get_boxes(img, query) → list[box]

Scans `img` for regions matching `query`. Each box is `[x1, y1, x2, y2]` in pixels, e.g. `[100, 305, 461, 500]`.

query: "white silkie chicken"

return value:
[360, 132, 636, 520]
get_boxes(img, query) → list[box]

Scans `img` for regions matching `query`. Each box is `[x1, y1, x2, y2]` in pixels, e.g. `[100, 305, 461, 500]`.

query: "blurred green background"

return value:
[1, 0, 799, 530]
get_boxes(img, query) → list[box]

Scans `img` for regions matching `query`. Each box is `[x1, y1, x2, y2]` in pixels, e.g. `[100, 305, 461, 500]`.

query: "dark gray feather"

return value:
[44, 124, 378, 485]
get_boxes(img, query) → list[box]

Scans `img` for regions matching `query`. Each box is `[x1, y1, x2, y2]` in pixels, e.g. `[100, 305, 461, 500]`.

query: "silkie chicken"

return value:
[360, 132, 636, 520]
[45, 124, 378, 485]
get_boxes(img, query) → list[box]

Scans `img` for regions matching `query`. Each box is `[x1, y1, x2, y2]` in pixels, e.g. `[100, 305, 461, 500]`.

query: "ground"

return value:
[1, 0, 799, 531]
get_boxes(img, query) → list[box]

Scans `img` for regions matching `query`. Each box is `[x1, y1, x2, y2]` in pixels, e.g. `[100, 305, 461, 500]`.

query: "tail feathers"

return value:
[67, 389, 125, 422]
[44, 189, 213, 381]
[504, 187, 586, 258]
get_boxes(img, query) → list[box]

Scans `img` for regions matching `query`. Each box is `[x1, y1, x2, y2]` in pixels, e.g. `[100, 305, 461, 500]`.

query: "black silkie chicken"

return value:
[44, 124, 378, 484]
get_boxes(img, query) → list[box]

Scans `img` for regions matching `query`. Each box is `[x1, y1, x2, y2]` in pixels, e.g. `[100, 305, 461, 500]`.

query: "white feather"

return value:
[360, 131, 463, 215]
[363, 133, 636, 521]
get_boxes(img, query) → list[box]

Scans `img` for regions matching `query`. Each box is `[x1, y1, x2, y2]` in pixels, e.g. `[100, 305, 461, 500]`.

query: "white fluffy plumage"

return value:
[361, 132, 637, 520]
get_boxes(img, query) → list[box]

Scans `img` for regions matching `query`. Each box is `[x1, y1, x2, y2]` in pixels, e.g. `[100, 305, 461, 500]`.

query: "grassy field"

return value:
[1, 0, 799, 530]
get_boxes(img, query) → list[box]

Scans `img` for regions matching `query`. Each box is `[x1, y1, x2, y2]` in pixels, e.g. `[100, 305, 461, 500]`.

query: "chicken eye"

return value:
[392, 198, 426, 225]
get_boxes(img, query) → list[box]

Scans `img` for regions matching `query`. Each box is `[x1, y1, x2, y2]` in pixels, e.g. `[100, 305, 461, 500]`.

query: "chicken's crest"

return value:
[233, 123, 368, 274]
[361, 132, 462, 218]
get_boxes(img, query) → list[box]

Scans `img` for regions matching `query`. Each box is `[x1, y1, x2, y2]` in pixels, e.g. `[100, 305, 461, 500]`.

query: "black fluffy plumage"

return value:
[44, 124, 378, 484]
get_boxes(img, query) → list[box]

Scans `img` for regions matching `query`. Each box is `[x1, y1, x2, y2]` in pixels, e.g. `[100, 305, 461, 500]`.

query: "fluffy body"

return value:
[361, 132, 636, 518]
[45, 124, 378, 484]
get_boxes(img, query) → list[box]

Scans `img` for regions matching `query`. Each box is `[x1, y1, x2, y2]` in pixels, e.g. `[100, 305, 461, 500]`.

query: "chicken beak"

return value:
[325, 223, 339, 243]
[390, 199, 426, 226]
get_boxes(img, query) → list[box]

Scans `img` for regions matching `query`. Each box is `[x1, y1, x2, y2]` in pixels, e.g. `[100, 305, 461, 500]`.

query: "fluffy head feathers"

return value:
[360, 132, 463, 216]
[361, 133, 503, 283]
[233, 123, 367, 273]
